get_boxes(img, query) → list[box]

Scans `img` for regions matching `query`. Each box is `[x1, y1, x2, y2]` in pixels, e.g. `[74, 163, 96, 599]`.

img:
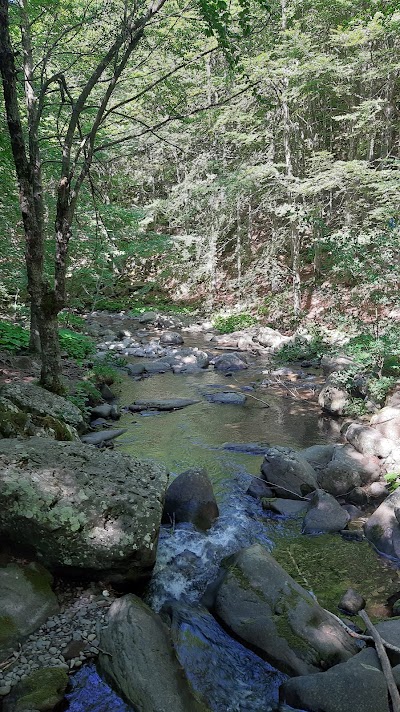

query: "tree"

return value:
[0, 0, 260, 392]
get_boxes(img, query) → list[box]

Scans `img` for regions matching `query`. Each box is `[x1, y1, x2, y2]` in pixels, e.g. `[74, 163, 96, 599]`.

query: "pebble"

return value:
[0, 582, 115, 692]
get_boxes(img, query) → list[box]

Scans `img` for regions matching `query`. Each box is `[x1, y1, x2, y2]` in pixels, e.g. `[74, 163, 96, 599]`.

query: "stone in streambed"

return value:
[213, 353, 248, 372]
[302, 490, 350, 534]
[263, 498, 309, 517]
[261, 446, 318, 500]
[281, 647, 389, 712]
[205, 392, 246, 405]
[159, 331, 184, 345]
[213, 544, 358, 677]
[98, 595, 209, 712]
[364, 488, 400, 561]
[338, 588, 365, 615]
[80, 428, 126, 445]
[0, 437, 168, 582]
[129, 398, 199, 412]
[246, 478, 274, 499]
[162, 467, 219, 530]
[0, 562, 59, 661]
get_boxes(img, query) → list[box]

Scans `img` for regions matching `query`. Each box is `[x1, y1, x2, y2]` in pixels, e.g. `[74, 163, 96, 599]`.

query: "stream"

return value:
[65, 342, 347, 712]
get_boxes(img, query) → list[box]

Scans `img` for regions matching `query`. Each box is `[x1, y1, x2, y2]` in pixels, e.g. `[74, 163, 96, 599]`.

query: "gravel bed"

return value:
[0, 581, 118, 695]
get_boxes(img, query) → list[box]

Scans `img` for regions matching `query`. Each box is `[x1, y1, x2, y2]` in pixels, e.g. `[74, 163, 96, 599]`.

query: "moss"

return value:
[15, 667, 68, 711]
[23, 563, 54, 596]
[272, 532, 398, 621]
[0, 615, 17, 645]
[37, 415, 74, 441]
[0, 409, 28, 437]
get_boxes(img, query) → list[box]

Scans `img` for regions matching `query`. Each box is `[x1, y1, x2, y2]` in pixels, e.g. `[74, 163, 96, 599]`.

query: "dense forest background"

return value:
[0, 0, 399, 333]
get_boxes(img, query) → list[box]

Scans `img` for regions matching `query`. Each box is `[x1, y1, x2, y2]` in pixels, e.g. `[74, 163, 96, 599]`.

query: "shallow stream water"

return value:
[64, 350, 359, 712]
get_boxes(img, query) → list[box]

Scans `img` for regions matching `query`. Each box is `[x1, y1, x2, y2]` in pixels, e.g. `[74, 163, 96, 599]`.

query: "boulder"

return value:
[98, 595, 208, 712]
[332, 443, 382, 484]
[80, 428, 126, 445]
[162, 467, 219, 531]
[125, 363, 146, 376]
[320, 355, 357, 378]
[263, 499, 309, 517]
[345, 423, 394, 458]
[0, 382, 85, 433]
[205, 392, 246, 405]
[318, 382, 350, 416]
[0, 437, 168, 582]
[138, 311, 158, 324]
[246, 478, 274, 499]
[281, 647, 389, 712]
[261, 447, 318, 500]
[317, 461, 361, 497]
[143, 360, 173, 374]
[0, 563, 59, 661]
[159, 331, 184, 345]
[256, 327, 290, 349]
[371, 406, 400, 443]
[301, 444, 336, 469]
[213, 544, 358, 676]
[213, 353, 248, 372]
[364, 489, 400, 561]
[375, 619, 400, 665]
[302, 490, 350, 534]
[3, 667, 68, 712]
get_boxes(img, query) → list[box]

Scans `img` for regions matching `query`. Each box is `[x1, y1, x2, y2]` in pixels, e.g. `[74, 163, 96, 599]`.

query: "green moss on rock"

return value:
[0, 615, 17, 645]
[13, 667, 68, 711]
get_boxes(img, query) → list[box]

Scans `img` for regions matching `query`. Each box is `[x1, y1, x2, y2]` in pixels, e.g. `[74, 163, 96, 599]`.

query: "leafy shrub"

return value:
[90, 364, 120, 386]
[59, 329, 95, 360]
[58, 311, 85, 330]
[275, 330, 327, 363]
[368, 376, 396, 405]
[67, 381, 103, 414]
[213, 313, 257, 334]
[344, 327, 400, 377]
[0, 322, 29, 352]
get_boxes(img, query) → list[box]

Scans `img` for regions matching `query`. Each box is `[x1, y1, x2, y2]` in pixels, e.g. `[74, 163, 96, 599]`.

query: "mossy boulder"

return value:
[3, 667, 68, 711]
[261, 446, 318, 500]
[98, 595, 209, 712]
[213, 544, 358, 677]
[0, 437, 168, 582]
[364, 488, 400, 561]
[0, 562, 59, 661]
[0, 383, 85, 433]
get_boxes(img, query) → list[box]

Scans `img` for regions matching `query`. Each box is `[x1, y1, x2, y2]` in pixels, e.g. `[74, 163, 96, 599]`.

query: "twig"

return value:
[230, 375, 270, 407]
[97, 647, 112, 657]
[327, 611, 400, 654]
[359, 608, 400, 712]
[251, 473, 311, 501]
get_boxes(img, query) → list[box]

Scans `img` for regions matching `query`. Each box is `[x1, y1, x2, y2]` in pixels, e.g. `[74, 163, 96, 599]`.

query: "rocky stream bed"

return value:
[1, 312, 400, 712]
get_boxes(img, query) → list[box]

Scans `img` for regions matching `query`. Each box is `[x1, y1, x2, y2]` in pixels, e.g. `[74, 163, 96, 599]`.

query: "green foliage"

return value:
[367, 376, 396, 405]
[59, 329, 95, 361]
[58, 311, 85, 330]
[213, 312, 257, 333]
[67, 381, 103, 414]
[384, 472, 400, 493]
[0, 322, 29, 353]
[89, 364, 120, 386]
[275, 330, 327, 363]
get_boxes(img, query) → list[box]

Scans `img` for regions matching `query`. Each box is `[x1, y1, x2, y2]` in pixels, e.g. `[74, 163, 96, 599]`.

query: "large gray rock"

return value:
[98, 595, 209, 712]
[162, 467, 219, 531]
[0, 562, 59, 661]
[320, 355, 357, 378]
[0, 437, 168, 582]
[302, 490, 350, 534]
[318, 382, 350, 416]
[371, 406, 400, 443]
[375, 619, 400, 664]
[213, 353, 248, 372]
[0, 383, 84, 433]
[214, 544, 357, 676]
[261, 447, 318, 499]
[281, 647, 389, 712]
[364, 489, 400, 561]
[345, 422, 394, 458]
[317, 460, 361, 497]
[256, 327, 290, 349]
[159, 331, 184, 345]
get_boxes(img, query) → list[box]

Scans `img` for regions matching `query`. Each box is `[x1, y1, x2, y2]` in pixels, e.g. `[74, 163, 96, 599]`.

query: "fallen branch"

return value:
[250, 473, 311, 501]
[359, 609, 400, 711]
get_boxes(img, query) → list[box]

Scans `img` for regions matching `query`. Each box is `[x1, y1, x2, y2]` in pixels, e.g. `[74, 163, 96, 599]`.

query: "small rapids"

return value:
[66, 355, 327, 712]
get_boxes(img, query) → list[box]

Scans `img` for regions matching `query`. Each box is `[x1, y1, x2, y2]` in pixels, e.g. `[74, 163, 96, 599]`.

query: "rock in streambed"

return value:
[213, 544, 358, 676]
[0, 437, 168, 582]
